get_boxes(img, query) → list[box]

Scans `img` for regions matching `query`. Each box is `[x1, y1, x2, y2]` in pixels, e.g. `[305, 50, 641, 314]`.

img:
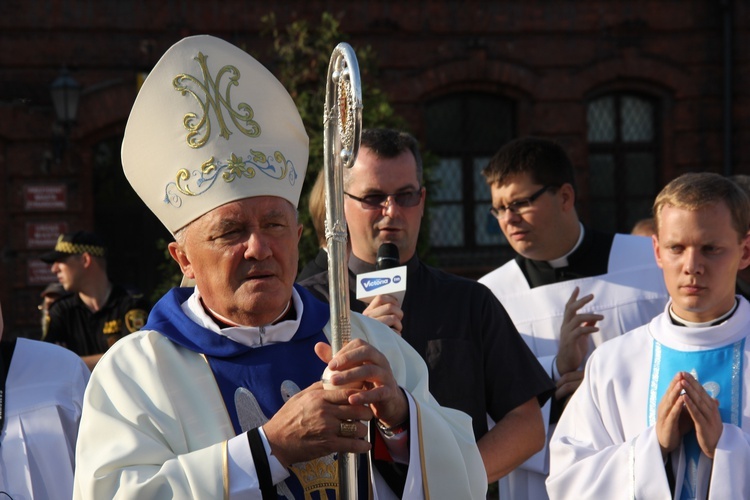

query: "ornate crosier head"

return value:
[122, 35, 309, 234]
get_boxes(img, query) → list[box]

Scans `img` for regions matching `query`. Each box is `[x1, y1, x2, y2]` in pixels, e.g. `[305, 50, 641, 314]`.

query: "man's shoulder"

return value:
[297, 271, 331, 302]
[49, 292, 82, 315]
[112, 283, 147, 300]
[99, 328, 179, 361]
[413, 263, 502, 309]
[419, 261, 483, 289]
[608, 233, 658, 271]
[108, 284, 150, 332]
[478, 259, 518, 282]
[591, 319, 654, 360]
[14, 337, 88, 372]
[111, 284, 151, 309]
[477, 259, 524, 297]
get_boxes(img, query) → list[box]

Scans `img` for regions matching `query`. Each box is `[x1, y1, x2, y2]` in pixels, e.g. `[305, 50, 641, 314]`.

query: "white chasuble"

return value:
[74, 287, 486, 499]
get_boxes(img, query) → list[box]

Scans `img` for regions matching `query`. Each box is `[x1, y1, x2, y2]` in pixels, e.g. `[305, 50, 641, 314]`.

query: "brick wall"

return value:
[0, 0, 747, 336]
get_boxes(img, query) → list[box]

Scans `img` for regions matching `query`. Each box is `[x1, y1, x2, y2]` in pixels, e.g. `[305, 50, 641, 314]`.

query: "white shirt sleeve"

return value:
[226, 427, 289, 498]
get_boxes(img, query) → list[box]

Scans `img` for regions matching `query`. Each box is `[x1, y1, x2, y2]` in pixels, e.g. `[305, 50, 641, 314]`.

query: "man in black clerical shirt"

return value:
[300, 128, 554, 484]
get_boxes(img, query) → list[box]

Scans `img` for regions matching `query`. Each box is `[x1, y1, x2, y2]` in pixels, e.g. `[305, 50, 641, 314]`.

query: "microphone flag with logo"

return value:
[356, 243, 407, 304]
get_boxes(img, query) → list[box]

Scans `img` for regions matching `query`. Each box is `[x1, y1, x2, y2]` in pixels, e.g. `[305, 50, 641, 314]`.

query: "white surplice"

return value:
[0, 338, 90, 500]
[547, 299, 750, 499]
[480, 233, 669, 499]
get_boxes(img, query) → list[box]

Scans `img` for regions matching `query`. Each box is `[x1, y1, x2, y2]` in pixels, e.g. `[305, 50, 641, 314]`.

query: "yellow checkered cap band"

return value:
[54, 239, 106, 257]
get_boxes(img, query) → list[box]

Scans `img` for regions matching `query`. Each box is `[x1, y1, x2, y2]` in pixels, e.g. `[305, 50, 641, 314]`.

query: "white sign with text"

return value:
[355, 266, 407, 305]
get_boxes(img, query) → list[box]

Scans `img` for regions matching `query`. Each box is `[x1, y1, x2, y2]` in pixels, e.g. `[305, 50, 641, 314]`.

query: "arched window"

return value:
[424, 93, 515, 272]
[587, 93, 659, 233]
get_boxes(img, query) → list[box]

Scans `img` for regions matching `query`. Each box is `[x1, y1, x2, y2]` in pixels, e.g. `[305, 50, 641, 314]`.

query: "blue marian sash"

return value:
[648, 338, 744, 500]
[145, 285, 370, 499]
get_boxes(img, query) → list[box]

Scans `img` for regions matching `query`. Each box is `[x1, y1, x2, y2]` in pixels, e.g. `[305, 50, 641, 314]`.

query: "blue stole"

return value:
[648, 336, 745, 499]
[145, 285, 370, 499]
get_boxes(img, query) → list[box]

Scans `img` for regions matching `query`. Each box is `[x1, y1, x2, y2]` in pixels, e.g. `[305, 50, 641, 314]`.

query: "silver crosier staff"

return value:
[322, 42, 362, 500]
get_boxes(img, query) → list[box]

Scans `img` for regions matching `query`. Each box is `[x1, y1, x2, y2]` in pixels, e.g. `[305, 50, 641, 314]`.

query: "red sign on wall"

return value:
[24, 184, 67, 211]
[27, 222, 68, 249]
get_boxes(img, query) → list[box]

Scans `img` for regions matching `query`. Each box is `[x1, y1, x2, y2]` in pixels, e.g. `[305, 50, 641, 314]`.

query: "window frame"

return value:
[586, 91, 661, 233]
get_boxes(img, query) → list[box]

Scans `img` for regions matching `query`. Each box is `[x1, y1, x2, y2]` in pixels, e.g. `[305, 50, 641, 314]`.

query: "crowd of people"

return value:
[2, 33, 750, 500]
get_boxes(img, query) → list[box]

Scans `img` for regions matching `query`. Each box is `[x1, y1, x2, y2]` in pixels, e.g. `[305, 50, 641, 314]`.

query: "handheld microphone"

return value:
[376, 243, 400, 270]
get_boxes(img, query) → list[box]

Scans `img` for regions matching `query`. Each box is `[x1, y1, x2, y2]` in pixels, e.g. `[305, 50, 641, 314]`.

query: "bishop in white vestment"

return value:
[74, 34, 487, 499]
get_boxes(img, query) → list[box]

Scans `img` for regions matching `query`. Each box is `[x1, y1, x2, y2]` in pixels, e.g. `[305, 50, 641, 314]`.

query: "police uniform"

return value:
[46, 285, 149, 355]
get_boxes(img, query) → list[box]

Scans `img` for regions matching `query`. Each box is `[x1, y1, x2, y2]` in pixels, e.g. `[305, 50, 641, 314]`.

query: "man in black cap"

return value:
[40, 230, 150, 370]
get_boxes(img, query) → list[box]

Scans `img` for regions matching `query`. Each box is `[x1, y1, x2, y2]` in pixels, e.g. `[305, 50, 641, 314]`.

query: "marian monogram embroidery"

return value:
[173, 51, 260, 148]
[163, 51, 299, 207]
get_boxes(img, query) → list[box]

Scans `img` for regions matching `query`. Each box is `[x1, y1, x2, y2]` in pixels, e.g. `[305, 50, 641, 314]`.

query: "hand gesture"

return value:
[656, 372, 723, 459]
[656, 372, 692, 458]
[362, 294, 404, 334]
[681, 372, 723, 458]
[556, 287, 604, 375]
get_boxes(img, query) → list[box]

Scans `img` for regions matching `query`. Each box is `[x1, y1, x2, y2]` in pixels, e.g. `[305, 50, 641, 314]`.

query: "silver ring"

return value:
[339, 421, 358, 437]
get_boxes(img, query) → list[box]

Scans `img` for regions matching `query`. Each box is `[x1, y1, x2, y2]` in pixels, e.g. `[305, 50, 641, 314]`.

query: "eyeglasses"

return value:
[489, 185, 557, 218]
[344, 189, 423, 210]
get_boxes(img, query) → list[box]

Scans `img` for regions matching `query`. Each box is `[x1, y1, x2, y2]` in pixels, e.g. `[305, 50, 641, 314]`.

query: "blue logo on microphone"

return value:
[361, 277, 392, 291]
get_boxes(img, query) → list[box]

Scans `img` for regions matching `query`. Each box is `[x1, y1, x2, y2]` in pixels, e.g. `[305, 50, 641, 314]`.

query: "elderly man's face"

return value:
[171, 196, 302, 326]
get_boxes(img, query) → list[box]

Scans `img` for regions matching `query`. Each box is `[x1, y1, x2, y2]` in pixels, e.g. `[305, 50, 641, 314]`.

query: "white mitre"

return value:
[122, 35, 309, 234]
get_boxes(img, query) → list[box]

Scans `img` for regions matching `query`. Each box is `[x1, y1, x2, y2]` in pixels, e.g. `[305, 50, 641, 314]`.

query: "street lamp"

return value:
[49, 67, 81, 162]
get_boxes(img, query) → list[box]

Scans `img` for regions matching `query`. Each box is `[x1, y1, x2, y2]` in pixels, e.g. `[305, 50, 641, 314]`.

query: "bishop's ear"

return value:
[168, 242, 194, 278]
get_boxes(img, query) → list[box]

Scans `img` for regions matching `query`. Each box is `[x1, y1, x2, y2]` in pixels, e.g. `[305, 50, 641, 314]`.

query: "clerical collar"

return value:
[206, 300, 292, 328]
[669, 299, 739, 327]
[182, 286, 303, 347]
[548, 223, 585, 269]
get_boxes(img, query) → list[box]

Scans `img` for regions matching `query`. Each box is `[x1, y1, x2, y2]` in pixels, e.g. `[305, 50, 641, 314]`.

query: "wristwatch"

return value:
[376, 419, 408, 437]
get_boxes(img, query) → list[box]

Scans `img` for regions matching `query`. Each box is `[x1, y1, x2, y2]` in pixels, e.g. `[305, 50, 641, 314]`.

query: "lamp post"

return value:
[49, 67, 81, 162]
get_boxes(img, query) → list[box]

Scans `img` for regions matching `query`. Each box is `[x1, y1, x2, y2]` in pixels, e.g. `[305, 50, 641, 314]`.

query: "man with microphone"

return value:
[300, 128, 554, 484]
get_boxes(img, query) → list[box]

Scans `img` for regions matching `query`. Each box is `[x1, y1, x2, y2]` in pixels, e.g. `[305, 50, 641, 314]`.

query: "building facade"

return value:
[1, 0, 748, 337]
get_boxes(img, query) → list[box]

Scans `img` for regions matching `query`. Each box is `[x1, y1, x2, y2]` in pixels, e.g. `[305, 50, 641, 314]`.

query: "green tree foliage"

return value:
[259, 12, 409, 269]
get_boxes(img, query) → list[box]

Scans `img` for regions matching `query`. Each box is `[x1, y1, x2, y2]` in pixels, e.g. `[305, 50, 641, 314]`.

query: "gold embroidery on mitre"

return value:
[124, 309, 147, 332]
[164, 150, 298, 207]
[288, 453, 339, 499]
[173, 51, 261, 149]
